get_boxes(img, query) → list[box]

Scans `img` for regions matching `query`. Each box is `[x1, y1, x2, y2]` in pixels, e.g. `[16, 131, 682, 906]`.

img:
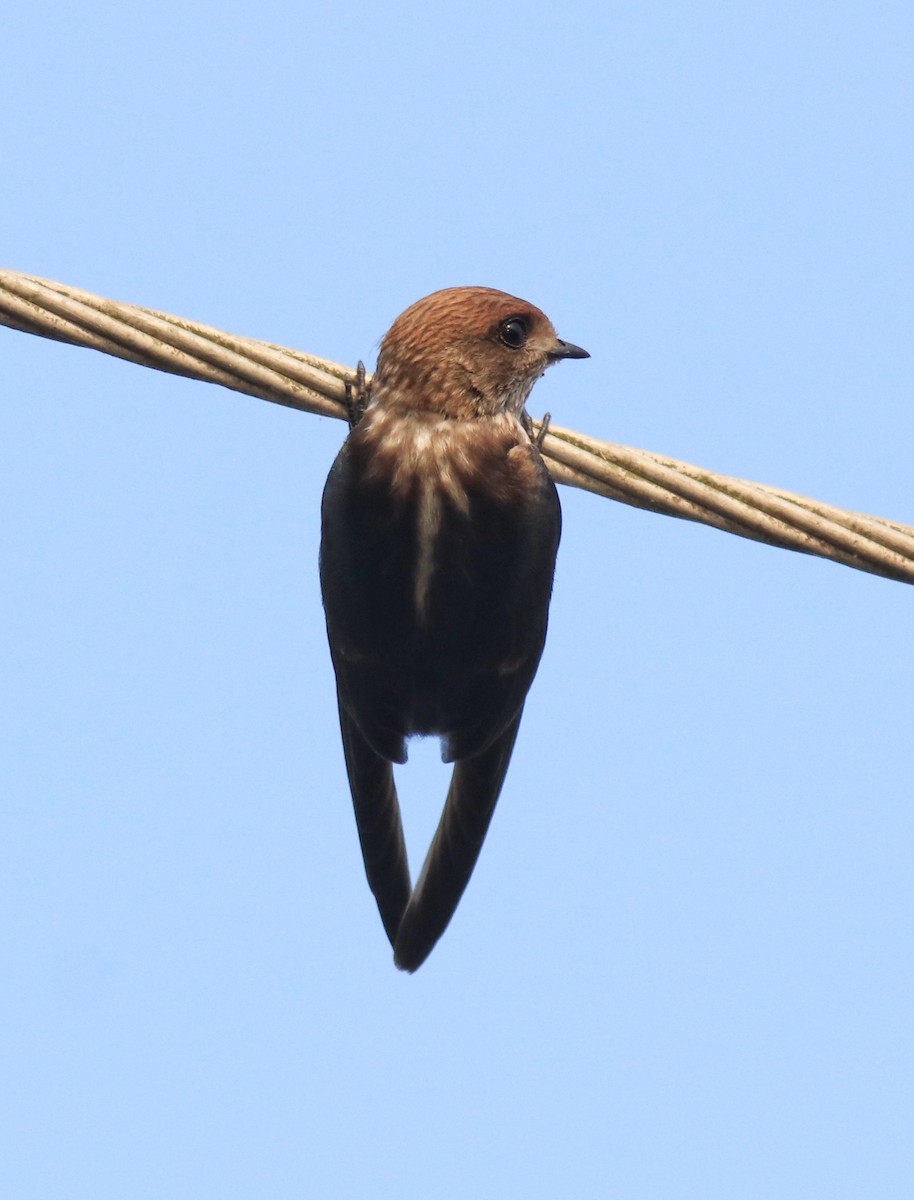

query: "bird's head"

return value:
[371, 286, 589, 420]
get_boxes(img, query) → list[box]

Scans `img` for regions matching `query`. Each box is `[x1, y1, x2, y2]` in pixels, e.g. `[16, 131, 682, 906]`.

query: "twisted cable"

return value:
[2, 267, 912, 585]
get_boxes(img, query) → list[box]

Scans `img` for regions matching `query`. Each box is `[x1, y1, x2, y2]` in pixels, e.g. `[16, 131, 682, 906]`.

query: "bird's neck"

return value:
[351, 404, 531, 499]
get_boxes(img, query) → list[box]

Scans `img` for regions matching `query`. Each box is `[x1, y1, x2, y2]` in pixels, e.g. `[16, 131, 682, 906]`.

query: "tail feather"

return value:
[338, 700, 411, 946]
[393, 710, 524, 972]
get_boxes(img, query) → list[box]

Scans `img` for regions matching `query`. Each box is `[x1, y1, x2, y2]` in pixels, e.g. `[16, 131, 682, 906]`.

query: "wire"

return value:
[2, 267, 912, 585]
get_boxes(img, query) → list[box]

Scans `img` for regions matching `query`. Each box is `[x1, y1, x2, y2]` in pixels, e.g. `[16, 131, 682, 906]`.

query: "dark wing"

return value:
[320, 443, 415, 761]
[428, 457, 561, 762]
[393, 708, 523, 972]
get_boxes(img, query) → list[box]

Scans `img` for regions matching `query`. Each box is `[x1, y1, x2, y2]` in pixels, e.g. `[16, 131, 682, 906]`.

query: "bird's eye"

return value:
[499, 317, 529, 349]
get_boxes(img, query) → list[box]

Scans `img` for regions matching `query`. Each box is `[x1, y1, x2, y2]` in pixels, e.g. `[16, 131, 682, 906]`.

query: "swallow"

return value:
[320, 286, 588, 970]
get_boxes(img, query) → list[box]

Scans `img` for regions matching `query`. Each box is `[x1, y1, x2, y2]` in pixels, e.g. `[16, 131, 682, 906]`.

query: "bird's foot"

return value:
[534, 411, 552, 449]
[345, 360, 370, 428]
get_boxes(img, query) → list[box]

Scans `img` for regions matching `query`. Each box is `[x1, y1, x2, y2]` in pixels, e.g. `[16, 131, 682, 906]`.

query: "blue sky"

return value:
[2, 3, 912, 1197]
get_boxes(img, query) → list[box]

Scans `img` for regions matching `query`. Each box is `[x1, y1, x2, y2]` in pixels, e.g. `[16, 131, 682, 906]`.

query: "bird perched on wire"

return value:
[320, 286, 588, 971]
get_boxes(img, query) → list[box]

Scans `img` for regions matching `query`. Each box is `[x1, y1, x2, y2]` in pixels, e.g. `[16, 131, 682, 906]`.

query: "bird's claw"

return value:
[345, 360, 370, 428]
[535, 411, 551, 449]
[521, 409, 551, 448]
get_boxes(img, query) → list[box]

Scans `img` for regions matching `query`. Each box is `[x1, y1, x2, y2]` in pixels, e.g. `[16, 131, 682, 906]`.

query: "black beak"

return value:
[548, 338, 590, 361]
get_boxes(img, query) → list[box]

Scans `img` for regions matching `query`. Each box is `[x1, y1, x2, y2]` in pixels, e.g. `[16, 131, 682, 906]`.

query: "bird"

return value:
[319, 286, 588, 971]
